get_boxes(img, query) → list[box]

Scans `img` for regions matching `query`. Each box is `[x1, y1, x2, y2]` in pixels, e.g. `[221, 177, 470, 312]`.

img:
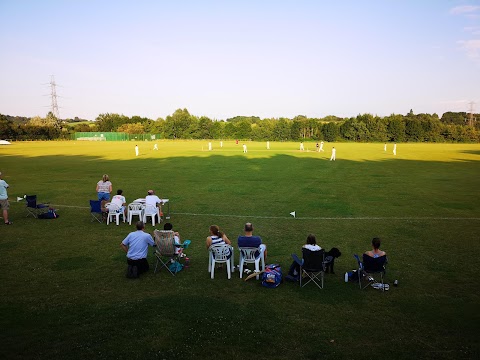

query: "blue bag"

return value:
[261, 264, 282, 288]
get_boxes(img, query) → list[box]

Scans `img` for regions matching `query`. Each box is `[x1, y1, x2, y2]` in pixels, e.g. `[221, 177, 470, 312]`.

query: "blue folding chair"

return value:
[90, 200, 103, 223]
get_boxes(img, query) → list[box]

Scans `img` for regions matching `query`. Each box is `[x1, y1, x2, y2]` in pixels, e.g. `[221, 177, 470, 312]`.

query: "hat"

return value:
[147, 190, 154, 195]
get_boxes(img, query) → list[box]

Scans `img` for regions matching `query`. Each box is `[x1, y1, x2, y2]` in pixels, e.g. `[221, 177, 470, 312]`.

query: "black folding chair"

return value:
[25, 195, 49, 218]
[355, 254, 388, 291]
[292, 248, 325, 289]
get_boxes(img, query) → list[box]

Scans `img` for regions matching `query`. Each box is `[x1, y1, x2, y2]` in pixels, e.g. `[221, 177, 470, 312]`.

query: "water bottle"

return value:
[184, 257, 190, 269]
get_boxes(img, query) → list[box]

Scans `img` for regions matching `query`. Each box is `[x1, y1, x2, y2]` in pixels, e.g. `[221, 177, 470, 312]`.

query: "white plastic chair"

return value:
[106, 203, 125, 225]
[238, 247, 265, 279]
[143, 204, 160, 226]
[128, 203, 144, 225]
[208, 244, 235, 279]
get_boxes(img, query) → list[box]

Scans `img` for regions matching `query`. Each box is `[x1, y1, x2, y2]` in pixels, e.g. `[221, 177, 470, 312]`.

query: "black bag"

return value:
[38, 208, 59, 219]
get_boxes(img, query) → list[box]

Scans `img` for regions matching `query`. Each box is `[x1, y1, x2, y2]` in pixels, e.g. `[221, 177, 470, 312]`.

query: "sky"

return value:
[0, 0, 479, 121]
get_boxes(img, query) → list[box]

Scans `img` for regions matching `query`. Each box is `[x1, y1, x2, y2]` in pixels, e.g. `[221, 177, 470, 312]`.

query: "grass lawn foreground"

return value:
[0, 140, 479, 360]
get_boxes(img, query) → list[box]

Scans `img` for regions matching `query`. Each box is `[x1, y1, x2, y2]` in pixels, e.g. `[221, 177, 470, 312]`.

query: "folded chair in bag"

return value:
[208, 244, 234, 279]
[292, 248, 325, 289]
[354, 254, 388, 291]
[238, 246, 265, 279]
[90, 200, 103, 223]
[153, 230, 190, 276]
[25, 195, 49, 218]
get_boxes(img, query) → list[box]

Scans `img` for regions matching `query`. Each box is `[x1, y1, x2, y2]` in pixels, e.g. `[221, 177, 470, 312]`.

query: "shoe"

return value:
[4, 221, 12, 225]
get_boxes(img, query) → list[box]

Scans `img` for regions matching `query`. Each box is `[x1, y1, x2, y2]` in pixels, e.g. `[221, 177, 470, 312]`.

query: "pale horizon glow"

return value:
[1, 0, 479, 121]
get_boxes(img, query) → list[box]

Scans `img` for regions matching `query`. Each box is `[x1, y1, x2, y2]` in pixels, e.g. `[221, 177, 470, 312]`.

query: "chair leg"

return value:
[211, 259, 215, 279]
[239, 257, 244, 278]
[227, 259, 231, 279]
[255, 259, 260, 280]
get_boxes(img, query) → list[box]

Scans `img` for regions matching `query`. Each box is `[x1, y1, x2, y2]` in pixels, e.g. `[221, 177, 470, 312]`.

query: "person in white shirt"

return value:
[145, 190, 163, 221]
[330, 147, 336, 161]
[319, 141, 324, 152]
[286, 234, 322, 280]
[111, 189, 127, 218]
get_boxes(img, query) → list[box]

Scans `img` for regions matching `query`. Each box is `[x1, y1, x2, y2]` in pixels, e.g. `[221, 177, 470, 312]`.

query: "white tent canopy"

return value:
[0, 140, 11, 145]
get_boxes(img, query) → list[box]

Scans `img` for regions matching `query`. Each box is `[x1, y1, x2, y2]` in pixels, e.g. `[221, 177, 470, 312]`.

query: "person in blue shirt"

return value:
[237, 222, 267, 261]
[121, 221, 154, 278]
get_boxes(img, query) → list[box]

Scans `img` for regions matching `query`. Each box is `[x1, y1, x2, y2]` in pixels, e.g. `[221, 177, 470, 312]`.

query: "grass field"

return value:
[1, 140, 479, 360]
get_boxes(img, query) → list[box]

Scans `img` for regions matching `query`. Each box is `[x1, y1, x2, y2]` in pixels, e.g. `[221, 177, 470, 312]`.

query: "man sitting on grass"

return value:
[121, 221, 154, 279]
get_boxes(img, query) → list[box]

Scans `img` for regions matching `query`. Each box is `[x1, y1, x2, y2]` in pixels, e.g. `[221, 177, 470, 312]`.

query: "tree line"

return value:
[0, 109, 478, 142]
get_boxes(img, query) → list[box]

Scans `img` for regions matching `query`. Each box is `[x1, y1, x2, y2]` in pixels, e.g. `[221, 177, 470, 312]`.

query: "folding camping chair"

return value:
[25, 195, 49, 218]
[153, 230, 190, 276]
[292, 248, 325, 289]
[89, 200, 103, 223]
[354, 254, 388, 291]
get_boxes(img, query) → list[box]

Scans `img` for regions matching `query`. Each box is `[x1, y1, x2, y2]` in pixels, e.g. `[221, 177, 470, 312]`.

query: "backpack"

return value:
[169, 261, 183, 273]
[261, 264, 282, 288]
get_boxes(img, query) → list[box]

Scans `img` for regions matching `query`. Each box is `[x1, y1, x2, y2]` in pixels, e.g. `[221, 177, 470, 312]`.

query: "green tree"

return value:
[322, 122, 339, 142]
[272, 118, 291, 140]
[117, 122, 145, 134]
[386, 115, 406, 142]
[164, 109, 194, 139]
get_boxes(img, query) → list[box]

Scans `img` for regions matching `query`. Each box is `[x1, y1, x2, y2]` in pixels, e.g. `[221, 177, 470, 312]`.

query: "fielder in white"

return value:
[384, 143, 387, 152]
[267, 141, 270, 150]
[208, 142, 212, 151]
[135, 145, 139, 157]
[153, 143, 158, 150]
[243, 144, 247, 153]
[319, 141, 324, 152]
[393, 143, 397, 156]
[330, 147, 336, 161]
[300, 142, 304, 151]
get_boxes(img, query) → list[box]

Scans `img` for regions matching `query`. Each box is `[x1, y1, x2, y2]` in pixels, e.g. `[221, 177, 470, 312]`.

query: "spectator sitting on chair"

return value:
[145, 189, 163, 216]
[206, 224, 231, 249]
[286, 234, 321, 281]
[365, 237, 386, 258]
[164, 222, 182, 254]
[111, 189, 127, 218]
[121, 221, 154, 279]
[237, 222, 267, 261]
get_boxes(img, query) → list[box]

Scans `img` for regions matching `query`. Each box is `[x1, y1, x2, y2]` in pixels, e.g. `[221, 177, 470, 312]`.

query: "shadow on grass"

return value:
[1, 150, 480, 359]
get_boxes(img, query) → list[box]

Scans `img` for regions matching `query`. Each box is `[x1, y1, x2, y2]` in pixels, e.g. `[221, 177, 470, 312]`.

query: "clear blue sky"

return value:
[0, 0, 479, 121]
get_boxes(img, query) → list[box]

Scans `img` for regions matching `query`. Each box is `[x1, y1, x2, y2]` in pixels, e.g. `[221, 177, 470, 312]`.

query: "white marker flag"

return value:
[290, 211, 296, 218]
